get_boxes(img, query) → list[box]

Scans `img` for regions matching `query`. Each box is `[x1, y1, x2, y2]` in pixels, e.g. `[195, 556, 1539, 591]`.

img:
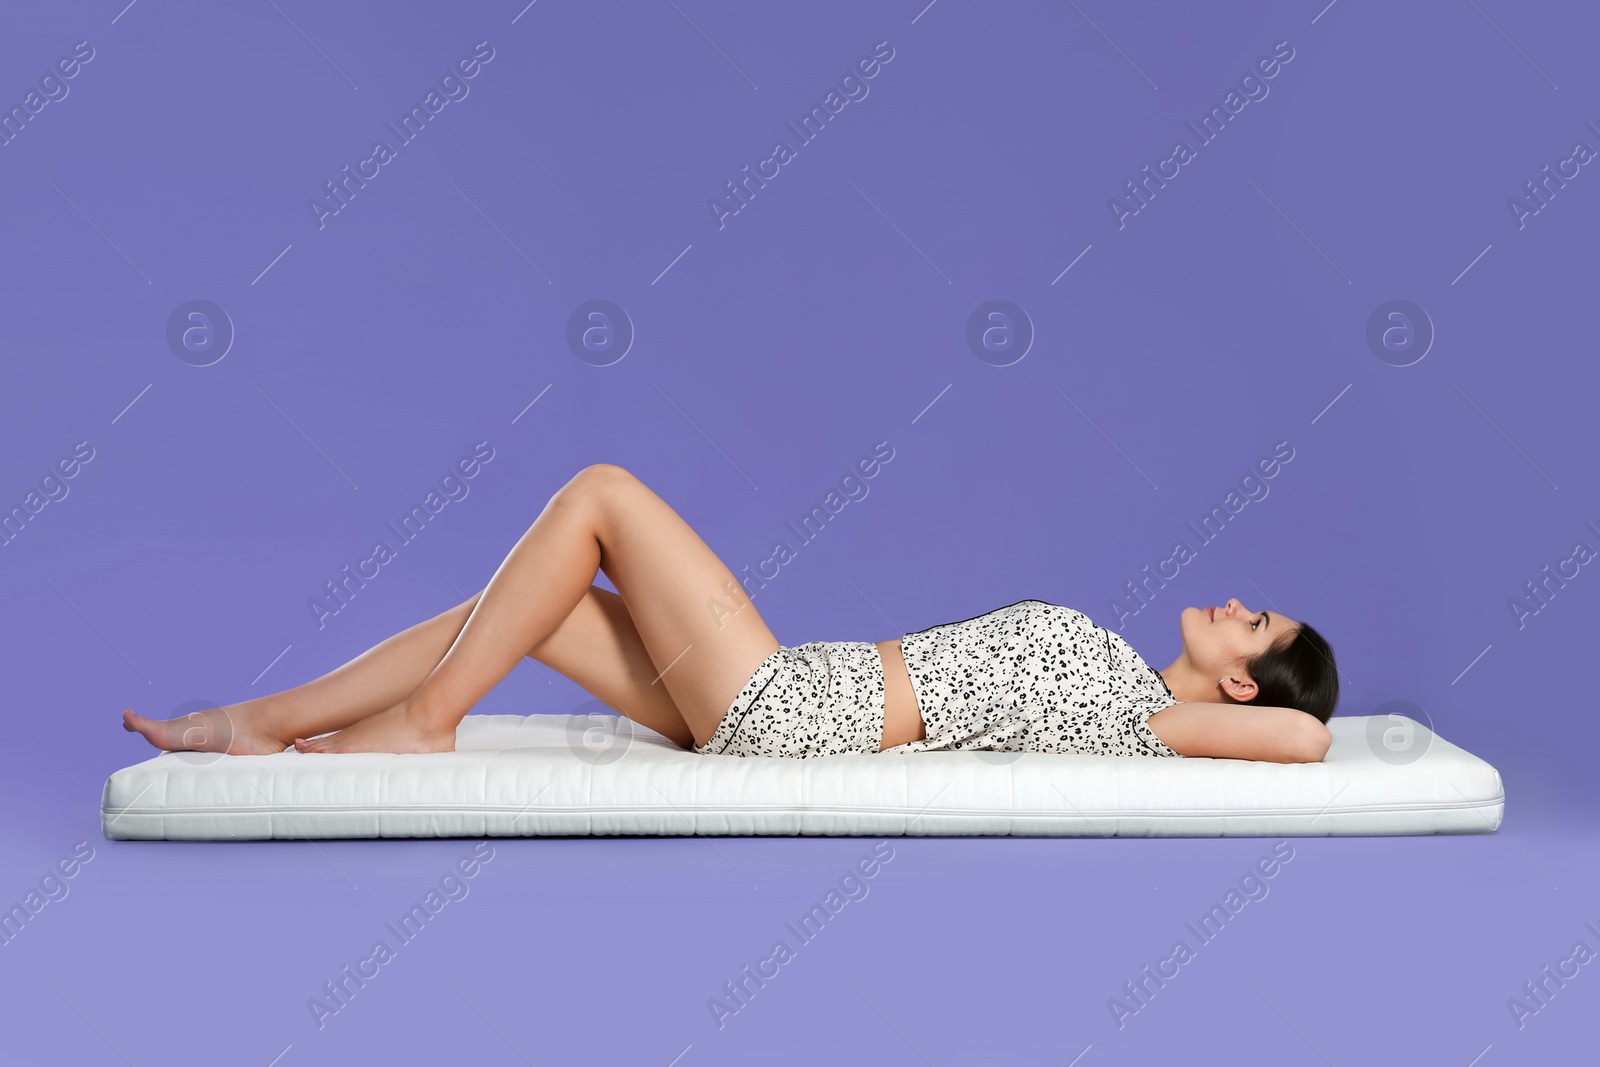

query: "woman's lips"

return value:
[1207, 606, 1215, 621]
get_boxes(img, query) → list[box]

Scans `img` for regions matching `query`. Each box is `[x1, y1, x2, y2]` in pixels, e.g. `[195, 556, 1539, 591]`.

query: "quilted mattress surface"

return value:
[101, 713, 1504, 841]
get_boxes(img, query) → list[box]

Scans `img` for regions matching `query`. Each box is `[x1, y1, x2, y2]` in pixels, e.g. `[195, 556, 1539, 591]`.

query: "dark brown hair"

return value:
[1243, 620, 1339, 724]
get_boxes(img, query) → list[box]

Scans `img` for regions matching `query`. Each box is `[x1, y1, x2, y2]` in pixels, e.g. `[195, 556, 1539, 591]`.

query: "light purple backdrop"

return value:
[1, 1, 1594, 1063]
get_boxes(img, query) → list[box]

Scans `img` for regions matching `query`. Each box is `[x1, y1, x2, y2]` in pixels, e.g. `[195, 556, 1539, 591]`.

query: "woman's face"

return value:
[1180, 598, 1299, 677]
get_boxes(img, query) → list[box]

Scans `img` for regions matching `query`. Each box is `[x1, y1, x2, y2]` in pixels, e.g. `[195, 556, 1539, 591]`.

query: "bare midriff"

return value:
[875, 638, 926, 750]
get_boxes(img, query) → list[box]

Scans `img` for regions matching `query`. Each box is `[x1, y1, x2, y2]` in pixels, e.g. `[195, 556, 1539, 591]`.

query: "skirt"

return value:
[692, 640, 886, 758]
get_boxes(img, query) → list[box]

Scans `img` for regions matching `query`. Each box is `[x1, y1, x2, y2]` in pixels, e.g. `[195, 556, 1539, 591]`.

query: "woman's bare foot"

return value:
[122, 706, 290, 756]
[293, 699, 456, 755]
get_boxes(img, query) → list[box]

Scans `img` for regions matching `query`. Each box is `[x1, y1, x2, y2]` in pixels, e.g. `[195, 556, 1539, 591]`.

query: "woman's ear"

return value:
[1218, 674, 1259, 703]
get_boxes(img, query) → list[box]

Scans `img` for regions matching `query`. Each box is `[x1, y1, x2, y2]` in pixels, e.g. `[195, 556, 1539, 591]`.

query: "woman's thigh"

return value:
[527, 584, 697, 749]
[582, 465, 781, 748]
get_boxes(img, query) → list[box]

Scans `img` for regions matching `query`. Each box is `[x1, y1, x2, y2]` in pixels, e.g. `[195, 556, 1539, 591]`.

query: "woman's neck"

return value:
[1160, 656, 1220, 705]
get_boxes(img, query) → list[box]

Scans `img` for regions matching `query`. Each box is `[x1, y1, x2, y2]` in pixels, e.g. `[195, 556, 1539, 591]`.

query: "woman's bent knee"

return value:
[571, 463, 636, 494]
[553, 463, 636, 512]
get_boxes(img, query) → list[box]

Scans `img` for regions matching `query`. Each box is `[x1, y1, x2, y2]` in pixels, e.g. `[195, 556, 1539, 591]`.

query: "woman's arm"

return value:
[1144, 702, 1332, 763]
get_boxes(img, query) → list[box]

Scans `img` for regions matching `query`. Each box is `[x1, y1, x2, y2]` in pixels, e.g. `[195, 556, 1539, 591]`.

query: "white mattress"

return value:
[100, 713, 1504, 840]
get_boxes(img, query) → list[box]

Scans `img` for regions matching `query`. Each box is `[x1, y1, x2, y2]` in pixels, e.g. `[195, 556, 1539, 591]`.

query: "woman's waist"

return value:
[788, 639, 884, 698]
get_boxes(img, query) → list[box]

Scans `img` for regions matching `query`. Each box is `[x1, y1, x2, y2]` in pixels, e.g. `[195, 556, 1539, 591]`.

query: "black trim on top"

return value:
[1135, 717, 1179, 756]
[902, 598, 1054, 639]
[1094, 615, 1171, 698]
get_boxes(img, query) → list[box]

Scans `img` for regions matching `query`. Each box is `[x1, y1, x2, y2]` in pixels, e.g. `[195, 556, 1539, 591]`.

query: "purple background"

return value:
[2, 1, 1594, 1063]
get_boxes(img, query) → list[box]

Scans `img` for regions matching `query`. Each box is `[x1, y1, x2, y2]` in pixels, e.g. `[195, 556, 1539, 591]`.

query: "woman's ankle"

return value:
[403, 690, 466, 731]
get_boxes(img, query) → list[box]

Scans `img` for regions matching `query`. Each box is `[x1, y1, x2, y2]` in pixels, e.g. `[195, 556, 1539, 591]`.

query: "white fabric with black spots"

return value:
[695, 598, 1180, 760]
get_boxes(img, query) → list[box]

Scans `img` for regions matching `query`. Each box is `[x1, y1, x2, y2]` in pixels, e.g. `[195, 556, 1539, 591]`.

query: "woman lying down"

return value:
[124, 464, 1338, 764]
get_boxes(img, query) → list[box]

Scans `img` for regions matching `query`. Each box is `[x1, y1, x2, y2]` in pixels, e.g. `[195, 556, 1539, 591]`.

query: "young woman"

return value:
[123, 464, 1338, 764]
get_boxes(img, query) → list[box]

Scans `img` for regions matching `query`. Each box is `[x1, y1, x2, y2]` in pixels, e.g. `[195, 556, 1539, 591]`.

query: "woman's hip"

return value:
[692, 640, 886, 759]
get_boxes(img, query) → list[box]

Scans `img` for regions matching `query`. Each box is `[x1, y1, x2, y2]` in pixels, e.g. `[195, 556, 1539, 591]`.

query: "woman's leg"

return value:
[123, 580, 702, 754]
[296, 463, 779, 753]
[123, 593, 491, 755]
[525, 583, 702, 749]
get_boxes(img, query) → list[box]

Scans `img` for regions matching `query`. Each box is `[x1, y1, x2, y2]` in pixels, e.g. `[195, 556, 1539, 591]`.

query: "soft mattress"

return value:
[101, 712, 1504, 841]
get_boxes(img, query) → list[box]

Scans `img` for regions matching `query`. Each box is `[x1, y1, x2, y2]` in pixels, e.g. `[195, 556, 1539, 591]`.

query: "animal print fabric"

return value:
[692, 599, 1180, 759]
[895, 599, 1181, 758]
[692, 640, 886, 759]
